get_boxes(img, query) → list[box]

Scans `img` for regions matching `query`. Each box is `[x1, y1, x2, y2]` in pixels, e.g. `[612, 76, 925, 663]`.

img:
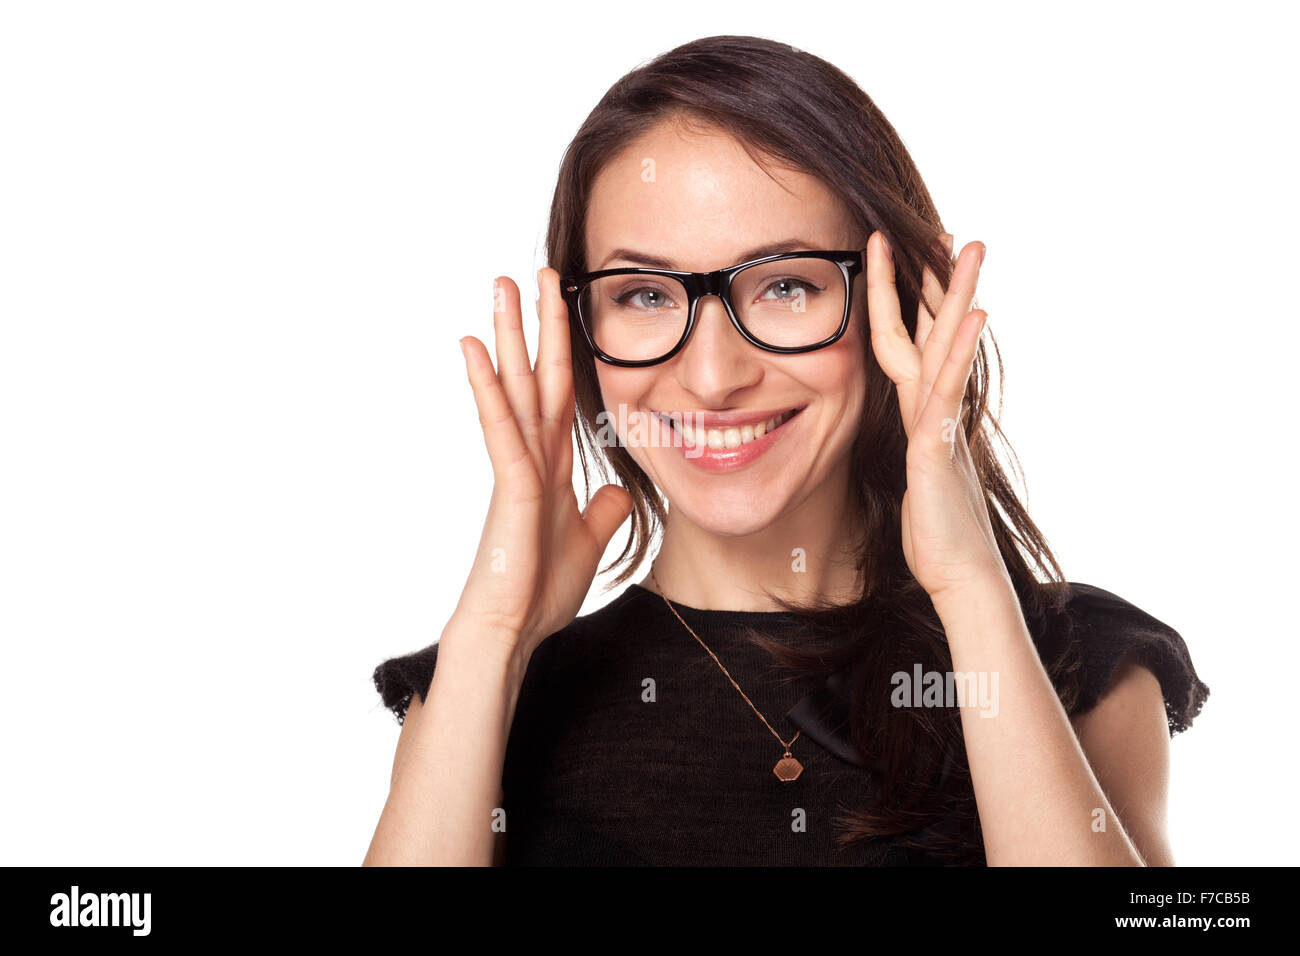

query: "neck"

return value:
[643, 468, 864, 612]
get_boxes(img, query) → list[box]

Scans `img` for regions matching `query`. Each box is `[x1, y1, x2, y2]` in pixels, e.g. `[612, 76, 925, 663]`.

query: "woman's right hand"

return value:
[448, 267, 632, 666]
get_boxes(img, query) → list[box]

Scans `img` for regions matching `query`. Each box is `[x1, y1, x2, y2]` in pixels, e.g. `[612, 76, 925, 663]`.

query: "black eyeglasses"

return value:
[560, 249, 864, 367]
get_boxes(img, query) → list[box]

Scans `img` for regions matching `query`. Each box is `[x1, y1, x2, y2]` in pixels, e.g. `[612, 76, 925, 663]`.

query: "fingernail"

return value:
[458, 336, 469, 357]
[881, 234, 892, 260]
[978, 243, 986, 267]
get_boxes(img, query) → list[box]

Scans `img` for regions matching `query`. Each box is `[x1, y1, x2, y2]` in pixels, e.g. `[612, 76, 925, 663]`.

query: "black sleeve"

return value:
[371, 619, 574, 727]
[1064, 582, 1210, 736]
[372, 641, 440, 725]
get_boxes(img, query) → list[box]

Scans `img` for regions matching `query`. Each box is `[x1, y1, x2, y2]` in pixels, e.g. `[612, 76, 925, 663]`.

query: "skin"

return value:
[363, 115, 1175, 866]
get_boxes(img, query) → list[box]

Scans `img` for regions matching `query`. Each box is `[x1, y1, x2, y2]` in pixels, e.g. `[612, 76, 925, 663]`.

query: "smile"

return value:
[653, 406, 806, 472]
[664, 408, 801, 448]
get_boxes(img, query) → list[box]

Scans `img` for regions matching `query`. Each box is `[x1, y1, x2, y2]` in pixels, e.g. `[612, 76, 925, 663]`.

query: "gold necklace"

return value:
[649, 566, 804, 782]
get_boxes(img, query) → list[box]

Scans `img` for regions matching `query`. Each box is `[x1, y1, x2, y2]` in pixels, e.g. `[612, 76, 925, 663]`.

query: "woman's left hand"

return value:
[866, 229, 1012, 604]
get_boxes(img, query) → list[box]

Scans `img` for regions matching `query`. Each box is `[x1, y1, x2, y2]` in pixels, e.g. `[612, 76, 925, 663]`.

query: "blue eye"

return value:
[614, 286, 680, 311]
[758, 278, 824, 301]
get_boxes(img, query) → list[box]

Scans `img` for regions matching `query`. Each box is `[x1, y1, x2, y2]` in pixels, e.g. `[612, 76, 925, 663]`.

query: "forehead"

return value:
[584, 118, 852, 272]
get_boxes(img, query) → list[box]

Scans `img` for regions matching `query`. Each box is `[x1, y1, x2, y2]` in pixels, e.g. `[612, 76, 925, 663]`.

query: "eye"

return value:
[613, 285, 680, 311]
[757, 277, 825, 301]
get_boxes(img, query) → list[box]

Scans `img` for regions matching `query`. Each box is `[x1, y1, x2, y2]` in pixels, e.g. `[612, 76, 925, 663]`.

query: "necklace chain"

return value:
[649, 566, 801, 755]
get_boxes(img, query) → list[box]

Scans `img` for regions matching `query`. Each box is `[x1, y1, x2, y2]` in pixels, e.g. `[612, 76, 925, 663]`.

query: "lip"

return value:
[655, 405, 805, 473]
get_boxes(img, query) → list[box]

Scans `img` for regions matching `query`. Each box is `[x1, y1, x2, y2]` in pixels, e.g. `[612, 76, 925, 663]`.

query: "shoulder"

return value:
[371, 585, 648, 724]
[1049, 581, 1210, 736]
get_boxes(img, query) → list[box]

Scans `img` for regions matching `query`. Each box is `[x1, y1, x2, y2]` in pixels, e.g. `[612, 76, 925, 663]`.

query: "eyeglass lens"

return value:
[578, 257, 847, 363]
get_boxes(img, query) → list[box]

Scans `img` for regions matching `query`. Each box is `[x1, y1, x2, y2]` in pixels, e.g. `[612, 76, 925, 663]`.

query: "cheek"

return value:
[804, 332, 869, 458]
[592, 365, 658, 465]
[594, 365, 647, 417]
[814, 324, 870, 406]
[841, 310, 875, 404]
[594, 365, 613, 407]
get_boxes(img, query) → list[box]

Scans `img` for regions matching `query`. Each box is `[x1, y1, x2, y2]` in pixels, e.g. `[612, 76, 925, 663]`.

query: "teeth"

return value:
[672, 409, 797, 449]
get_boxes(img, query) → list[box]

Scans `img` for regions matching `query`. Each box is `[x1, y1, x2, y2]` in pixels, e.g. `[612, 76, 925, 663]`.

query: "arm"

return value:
[1070, 655, 1174, 866]
[363, 267, 630, 866]
[364, 615, 528, 866]
[862, 229, 1170, 865]
[934, 581, 1164, 866]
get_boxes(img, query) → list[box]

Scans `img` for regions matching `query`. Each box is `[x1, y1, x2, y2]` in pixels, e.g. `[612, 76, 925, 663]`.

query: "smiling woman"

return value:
[364, 34, 1209, 867]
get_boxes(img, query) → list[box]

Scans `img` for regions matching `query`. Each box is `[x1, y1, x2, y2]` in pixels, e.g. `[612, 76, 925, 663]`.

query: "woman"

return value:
[365, 35, 1209, 866]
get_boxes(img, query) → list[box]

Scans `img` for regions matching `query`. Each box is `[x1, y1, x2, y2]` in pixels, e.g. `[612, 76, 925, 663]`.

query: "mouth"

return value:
[654, 406, 806, 452]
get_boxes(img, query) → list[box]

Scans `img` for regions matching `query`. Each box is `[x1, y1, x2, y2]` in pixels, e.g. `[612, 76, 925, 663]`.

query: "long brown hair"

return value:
[544, 34, 1082, 864]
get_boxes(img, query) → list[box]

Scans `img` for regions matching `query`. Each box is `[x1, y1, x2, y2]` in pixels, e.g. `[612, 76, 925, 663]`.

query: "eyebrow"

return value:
[596, 238, 825, 271]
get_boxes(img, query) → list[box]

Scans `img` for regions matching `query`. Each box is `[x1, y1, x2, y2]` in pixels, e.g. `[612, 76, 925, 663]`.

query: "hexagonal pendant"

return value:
[773, 755, 803, 782]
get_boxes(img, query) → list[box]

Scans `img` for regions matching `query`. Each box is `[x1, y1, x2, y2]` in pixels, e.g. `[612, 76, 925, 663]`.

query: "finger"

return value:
[460, 334, 535, 477]
[915, 309, 986, 462]
[864, 230, 921, 431]
[581, 483, 633, 553]
[915, 233, 953, 354]
[492, 275, 542, 456]
[534, 267, 576, 434]
[920, 240, 984, 393]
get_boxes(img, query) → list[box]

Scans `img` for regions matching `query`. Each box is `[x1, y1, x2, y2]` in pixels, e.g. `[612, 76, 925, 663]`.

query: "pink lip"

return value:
[665, 407, 804, 473]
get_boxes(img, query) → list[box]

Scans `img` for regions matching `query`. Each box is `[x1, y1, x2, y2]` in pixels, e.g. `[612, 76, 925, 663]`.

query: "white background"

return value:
[1, 0, 1293, 865]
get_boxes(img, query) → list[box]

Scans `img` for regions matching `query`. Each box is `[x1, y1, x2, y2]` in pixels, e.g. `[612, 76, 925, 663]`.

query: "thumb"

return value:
[581, 484, 633, 551]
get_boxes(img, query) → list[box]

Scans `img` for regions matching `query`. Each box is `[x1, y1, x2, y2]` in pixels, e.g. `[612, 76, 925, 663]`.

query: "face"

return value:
[584, 116, 869, 538]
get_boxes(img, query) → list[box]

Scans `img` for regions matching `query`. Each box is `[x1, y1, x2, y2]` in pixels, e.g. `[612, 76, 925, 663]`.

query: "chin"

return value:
[664, 482, 796, 538]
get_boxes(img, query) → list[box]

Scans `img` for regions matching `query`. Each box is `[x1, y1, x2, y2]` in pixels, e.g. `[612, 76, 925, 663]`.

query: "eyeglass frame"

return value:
[559, 249, 865, 368]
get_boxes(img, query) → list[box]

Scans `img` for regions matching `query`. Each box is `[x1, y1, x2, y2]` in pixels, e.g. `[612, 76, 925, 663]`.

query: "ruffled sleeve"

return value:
[372, 641, 439, 725]
[371, 619, 573, 727]
[1063, 582, 1210, 735]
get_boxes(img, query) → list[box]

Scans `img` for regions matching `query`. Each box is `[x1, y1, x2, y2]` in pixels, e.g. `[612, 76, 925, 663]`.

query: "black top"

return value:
[372, 582, 1209, 866]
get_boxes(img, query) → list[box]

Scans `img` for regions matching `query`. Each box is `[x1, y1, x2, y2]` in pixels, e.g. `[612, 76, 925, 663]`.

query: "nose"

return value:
[671, 293, 763, 403]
